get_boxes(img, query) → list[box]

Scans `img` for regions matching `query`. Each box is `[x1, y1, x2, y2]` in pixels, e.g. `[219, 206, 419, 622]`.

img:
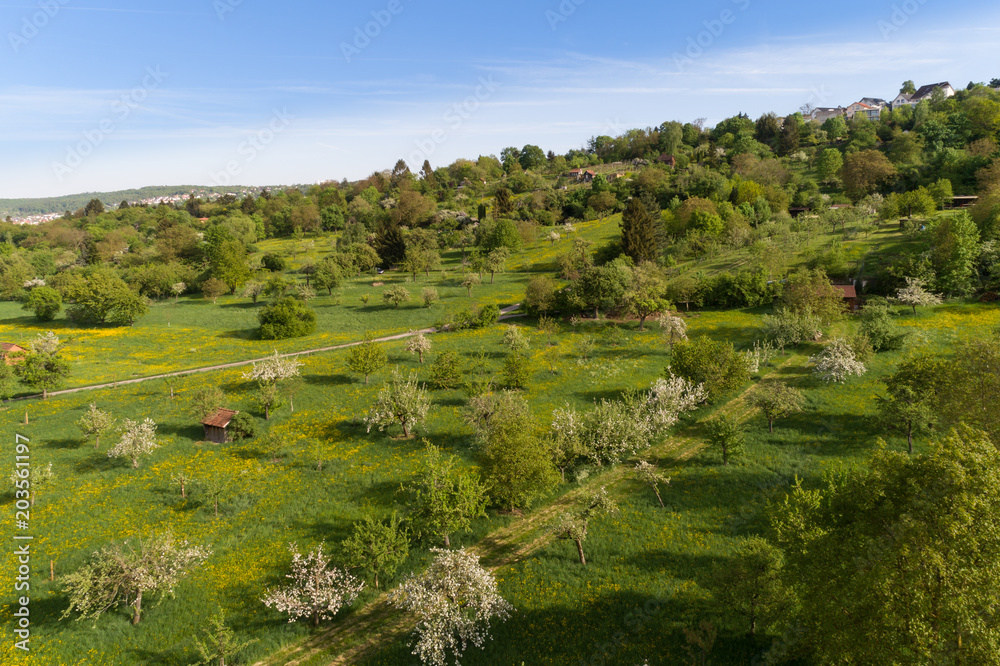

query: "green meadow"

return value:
[2, 215, 995, 665]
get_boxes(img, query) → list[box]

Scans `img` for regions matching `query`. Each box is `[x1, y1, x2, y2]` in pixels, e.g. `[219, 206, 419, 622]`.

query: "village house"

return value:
[1, 342, 26, 365]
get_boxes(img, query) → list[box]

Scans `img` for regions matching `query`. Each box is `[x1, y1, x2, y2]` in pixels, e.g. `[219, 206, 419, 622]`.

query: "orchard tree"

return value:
[347, 334, 387, 384]
[461, 272, 481, 298]
[76, 404, 116, 450]
[11, 461, 54, 507]
[550, 487, 618, 565]
[408, 443, 487, 548]
[810, 338, 866, 383]
[191, 608, 258, 666]
[748, 380, 805, 433]
[895, 277, 943, 314]
[15, 331, 70, 399]
[242, 350, 302, 420]
[341, 512, 409, 589]
[500, 324, 529, 353]
[389, 548, 513, 666]
[383, 285, 411, 309]
[708, 414, 744, 466]
[622, 262, 669, 331]
[61, 532, 211, 625]
[108, 418, 161, 469]
[406, 332, 432, 364]
[634, 460, 670, 508]
[876, 353, 944, 453]
[658, 313, 688, 347]
[670, 336, 751, 400]
[364, 367, 431, 438]
[202, 278, 227, 304]
[170, 282, 186, 303]
[711, 537, 792, 637]
[428, 351, 463, 390]
[261, 542, 363, 627]
[484, 247, 510, 284]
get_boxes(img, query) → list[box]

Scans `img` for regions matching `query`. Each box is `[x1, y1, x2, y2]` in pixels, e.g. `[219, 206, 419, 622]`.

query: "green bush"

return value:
[261, 254, 287, 272]
[22, 286, 62, 321]
[228, 412, 259, 442]
[669, 336, 751, 401]
[257, 297, 316, 340]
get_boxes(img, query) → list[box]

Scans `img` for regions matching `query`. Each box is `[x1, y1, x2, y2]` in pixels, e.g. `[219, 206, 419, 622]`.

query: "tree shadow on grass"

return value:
[74, 454, 121, 474]
[46, 437, 83, 450]
[305, 373, 352, 387]
[217, 329, 256, 340]
[159, 424, 205, 441]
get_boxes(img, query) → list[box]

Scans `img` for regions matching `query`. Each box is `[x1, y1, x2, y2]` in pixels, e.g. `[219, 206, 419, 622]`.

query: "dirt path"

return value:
[10, 304, 525, 402]
[253, 351, 806, 666]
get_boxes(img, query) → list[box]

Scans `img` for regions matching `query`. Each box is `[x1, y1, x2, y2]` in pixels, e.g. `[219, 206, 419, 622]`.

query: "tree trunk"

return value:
[132, 457, 140, 469]
[374, 572, 379, 589]
[912, 304, 917, 315]
[24, 411, 28, 425]
[95, 434, 100, 450]
[364, 373, 369, 385]
[132, 590, 143, 625]
[418, 351, 424, 364]
[214, 499, 219, 518]
[443, 533, 451, 548]
[907, 421, 913, 455]
[768, 418, 774, 434]
[313, 610, 319, 627]
[575, 539, 586, 565]
[42, 389, 47, 400]
[653, 486, 664, 508]
[265, 404, 270, 420]
[181, 482, 186, 499]
[638, 315, 646, 332]
[594, 306, 599, 320]
[31, 490, 36, 507]
[490, 271, 495, 284]
[290, 395, 295, 413]
[402, 423, 409, 438]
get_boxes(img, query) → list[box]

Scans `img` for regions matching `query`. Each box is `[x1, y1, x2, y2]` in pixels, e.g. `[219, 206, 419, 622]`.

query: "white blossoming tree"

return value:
[61, 531, 211, 625]
[242, 350, 302, 419]
[108, 418, 160, 468]
[406, 332, 432, 364]
[895, 277, 943, 315]
[390, 548, 513, 666]
[365, 367, 431, 439]
[659, 313, 688, 347]
[549, 374, 705, 466]
[262, 542, 363, 627]
[810, 338, 867, 383]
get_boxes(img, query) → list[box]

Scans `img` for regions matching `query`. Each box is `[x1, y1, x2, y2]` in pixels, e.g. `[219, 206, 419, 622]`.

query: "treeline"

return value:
[0, 185, 249, 218]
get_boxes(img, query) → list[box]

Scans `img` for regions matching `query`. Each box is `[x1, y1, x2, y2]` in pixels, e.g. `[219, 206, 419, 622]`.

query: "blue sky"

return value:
[2, 0, 1000, 198]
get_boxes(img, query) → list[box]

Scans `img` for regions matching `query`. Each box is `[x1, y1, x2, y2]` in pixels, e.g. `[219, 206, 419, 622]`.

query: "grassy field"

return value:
[1, 212, 991, 665]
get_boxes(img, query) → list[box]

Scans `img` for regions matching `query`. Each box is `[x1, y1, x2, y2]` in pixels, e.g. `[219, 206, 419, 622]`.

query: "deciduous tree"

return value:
[364, 367, 431, 438]
[261, 542, 363, 627]
[389, 548, 513, 666]
[108, 418, 160, 468]
[747, 380, 804, 433]
[61, 532, 211, 625]
[550, 487, 618, 564]
[76, 403, 115, 450]
[347, 334, 387, 384]
[408, 442, 487, 548]
[342, 512, 409, 589]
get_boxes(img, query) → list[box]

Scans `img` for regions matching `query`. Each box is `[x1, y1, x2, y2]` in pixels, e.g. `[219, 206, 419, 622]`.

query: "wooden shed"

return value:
[832, 284, 859, 312]
[201, 408, 239, 444]
[1, 343, 27, 366]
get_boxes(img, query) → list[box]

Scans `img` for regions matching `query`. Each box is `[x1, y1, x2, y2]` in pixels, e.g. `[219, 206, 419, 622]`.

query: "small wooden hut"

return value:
[832, 284, 859, 312]
[201, 408, 238, 444]
[1, 342, 27, 365]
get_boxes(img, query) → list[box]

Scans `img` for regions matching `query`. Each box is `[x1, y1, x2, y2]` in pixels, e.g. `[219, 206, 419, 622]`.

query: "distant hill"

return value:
[0, 185, 262, 218]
